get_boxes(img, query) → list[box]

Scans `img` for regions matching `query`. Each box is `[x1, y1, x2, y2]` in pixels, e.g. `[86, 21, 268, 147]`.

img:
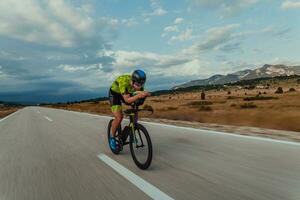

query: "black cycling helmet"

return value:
[132, 69, 146, 85]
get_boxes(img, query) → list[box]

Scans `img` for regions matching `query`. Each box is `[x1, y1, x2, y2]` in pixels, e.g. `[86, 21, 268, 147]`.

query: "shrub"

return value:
[151, 99, 163, 102]
[201, 91, 205, 100]
[143, 104, 153, 111]
[187, 101, 213, 106]
[289, 88, 296, 92]
[198, 106, 212, 111]
[246, 85, 255, 90]
[227, 96, 241, 99]
[227, 91, 231, 95]
[243, 96, 278, 101]
[240, 102, 257, 109]
[167, 106, 178, 110]
[275, 87, 283, 94]
[230, 103, 237, 107]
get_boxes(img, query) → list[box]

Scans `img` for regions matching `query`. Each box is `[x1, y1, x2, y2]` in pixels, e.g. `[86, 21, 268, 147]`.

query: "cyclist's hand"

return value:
[140, 91, 150, 98]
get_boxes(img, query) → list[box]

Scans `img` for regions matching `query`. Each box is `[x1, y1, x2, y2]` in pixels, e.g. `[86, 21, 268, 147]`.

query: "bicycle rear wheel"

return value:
[107, 119, 122, 154]
[129, 123, 152, 170]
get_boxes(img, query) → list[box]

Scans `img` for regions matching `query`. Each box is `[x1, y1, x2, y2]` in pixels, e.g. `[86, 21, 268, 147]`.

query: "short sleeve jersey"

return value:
[111, 74, 135, 94]
[111, 74, 144, 95]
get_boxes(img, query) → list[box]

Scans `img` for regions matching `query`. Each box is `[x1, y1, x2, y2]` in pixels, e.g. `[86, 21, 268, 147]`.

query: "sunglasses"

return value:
[133, 82, 144, 88]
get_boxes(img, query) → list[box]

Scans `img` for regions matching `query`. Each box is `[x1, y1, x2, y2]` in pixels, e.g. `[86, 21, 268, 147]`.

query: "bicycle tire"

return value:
[129, 123, 153, 170]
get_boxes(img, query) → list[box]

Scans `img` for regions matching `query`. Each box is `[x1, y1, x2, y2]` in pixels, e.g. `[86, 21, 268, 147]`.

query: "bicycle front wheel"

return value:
[129, 123, 152, 170]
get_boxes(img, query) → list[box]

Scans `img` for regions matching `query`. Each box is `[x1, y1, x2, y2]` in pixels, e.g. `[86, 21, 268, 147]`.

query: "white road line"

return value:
[43, 107, 300, 146]
[98, 154, 174, 200]
[88, 113, 300, 146]
[44, 116, 53, 122]
[140, 121, 300, 146]
[0, 109, 20, 122]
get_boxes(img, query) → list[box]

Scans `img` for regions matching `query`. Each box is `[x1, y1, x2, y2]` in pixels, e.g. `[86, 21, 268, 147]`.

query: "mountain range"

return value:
[172, 64, 300, 89]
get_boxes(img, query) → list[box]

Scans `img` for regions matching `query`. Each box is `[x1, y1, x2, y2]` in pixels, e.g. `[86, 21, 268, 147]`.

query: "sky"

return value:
[0, 0, 300, 103]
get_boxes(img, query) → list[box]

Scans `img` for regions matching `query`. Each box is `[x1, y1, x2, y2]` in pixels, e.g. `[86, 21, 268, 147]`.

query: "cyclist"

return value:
[108, 69, 150, 151]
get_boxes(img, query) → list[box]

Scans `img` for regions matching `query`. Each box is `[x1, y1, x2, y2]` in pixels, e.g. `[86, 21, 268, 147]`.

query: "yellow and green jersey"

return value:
[111, 74, 143, 94]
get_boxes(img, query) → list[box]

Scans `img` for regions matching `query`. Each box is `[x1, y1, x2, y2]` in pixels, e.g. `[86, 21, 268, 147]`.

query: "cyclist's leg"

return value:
[108, 89, 123, 137]
[111, 108, 123, 137]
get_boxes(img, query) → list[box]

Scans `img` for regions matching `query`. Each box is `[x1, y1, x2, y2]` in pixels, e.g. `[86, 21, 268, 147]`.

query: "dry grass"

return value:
[240, 102, 257, 109]
[0, 106, 20, 118]
[47, 81, 300, 132]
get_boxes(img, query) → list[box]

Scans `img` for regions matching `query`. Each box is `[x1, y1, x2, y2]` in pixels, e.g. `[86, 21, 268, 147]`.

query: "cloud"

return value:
[144, 8, 167, 17]
[0, 0, 115, 48]
[183, 24, 241, 53]
[0, 0, 120, 102]
[174, 18, 184, 24]
[0, 79, 103, 103]
[261, 26, 291, 37]
[162, 18, 188, 41]
[217, 42, 242, 52]
[169, 29, 193, 43]
[164, 25, 179, 32]
[144, 0, 167, 17]
[189, 0, 258, 17]
[144, 18, 151, 23]
[121, 18, 138, 27]
[0, 65, 6, 79]
[281, 1, 300, 9]
[161, 25, 179, 38]
[109, 50, 210, 82]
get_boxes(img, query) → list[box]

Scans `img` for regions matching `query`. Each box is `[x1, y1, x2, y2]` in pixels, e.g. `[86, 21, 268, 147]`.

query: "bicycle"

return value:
[107, 99, 153, 170]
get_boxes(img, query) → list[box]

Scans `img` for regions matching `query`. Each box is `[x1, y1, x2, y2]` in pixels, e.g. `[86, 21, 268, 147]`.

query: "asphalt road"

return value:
[0, 107, 300, 200]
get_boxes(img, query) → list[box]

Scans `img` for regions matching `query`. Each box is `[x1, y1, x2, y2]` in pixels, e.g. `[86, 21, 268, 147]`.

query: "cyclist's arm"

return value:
[122, 91, 150, 104]
[122, 93, 144, 104]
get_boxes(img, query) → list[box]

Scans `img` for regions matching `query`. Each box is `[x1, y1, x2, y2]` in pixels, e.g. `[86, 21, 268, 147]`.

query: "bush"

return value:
[187, 101, 213, 106]
[201, 91, 205, 100]
[275, 87, 283, 94]
[198, 106, 212, 111]
[245, 85, 255, 90]
[167, 106, 178, 110]
[289, 88, 296, 92]
[230, 103, 237, 107]
[243, 96, 278, 101]
[227, 96, 241, 99]
[151, 99, 163, 102]
[143, 104, 153, 111]
[227, 91, 231, 95]
[240, 102, 257, 109]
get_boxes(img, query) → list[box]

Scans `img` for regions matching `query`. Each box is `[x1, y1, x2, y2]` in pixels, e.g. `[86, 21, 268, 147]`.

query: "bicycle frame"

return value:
[122, 104, 152, 147]
[128, 112, 138, 145]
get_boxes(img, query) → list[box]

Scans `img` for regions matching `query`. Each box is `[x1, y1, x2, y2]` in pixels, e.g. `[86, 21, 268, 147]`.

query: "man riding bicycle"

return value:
[108, 69, 150, 151]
